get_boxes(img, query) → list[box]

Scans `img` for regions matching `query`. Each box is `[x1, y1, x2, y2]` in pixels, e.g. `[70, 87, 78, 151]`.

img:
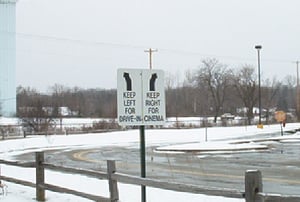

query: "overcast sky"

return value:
[15, 0, 300, 92]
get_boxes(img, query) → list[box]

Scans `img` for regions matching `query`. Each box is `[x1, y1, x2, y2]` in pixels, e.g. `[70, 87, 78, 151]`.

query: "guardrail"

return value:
[0, 152, 300, 201]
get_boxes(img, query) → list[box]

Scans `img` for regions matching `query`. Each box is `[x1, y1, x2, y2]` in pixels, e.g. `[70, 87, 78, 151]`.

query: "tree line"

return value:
[17, 58, 298, 126]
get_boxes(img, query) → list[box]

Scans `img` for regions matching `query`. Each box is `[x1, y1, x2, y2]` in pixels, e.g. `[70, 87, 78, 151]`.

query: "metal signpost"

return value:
[117, 68, 166, 202]
[275, 111, 286, 136]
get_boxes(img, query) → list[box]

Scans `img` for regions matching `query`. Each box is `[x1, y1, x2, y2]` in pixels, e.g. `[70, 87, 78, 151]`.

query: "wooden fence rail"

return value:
[112, 172, 243, 199]
[0, 152, 300, 202]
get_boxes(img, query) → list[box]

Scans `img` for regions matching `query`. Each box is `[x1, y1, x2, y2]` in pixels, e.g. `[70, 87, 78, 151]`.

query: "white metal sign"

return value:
[117, 68, 166, 126]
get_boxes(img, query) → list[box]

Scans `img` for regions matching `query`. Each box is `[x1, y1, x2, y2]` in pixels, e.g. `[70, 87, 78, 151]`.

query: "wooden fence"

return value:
[0, 152, 300, 202]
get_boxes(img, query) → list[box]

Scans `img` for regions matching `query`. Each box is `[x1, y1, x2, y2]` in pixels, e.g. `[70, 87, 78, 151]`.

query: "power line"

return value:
[0, 97, 16, 101]
[14, 31, 147, 50]
[0, 30, 297, 65]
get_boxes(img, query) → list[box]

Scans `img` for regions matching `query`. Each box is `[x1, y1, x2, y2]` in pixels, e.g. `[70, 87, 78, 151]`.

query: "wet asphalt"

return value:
[15, 131, 300, 196]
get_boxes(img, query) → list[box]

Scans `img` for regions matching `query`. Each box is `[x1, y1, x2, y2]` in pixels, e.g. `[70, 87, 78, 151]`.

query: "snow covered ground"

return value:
[0, 123, 300, 201]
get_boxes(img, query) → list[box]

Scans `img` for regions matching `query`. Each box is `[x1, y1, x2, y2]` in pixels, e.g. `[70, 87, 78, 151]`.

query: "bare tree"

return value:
[262, 77, 281, 123]
[49, 84, 70, 130]
[278, 76, 296, 116]
[17, 87, 55, 134]
[165, 72, 180, 118]
[283, 75, 296, 87]
[195, 58, 232, 122]
[233, 65, 257, 125]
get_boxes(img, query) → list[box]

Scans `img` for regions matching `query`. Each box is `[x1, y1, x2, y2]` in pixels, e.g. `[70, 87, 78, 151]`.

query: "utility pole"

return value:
[144, 48, 158, 70]
[295, 61, 300, 121]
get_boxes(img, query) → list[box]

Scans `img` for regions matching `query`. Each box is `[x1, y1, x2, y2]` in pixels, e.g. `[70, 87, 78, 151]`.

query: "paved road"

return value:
[16, 132, 300, 196]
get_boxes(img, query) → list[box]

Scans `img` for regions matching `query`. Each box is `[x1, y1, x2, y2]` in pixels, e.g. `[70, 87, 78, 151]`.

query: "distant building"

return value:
[0, 0, 17, 117]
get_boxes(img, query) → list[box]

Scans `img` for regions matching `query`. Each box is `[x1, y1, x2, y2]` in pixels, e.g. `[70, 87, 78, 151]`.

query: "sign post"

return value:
[275, 111, 286, 136]
[117, 68, 165, 202]
[140, 125, 146, 201]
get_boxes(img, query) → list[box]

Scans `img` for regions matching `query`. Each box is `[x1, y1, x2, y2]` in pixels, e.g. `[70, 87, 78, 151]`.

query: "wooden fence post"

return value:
[245, 170, 263, 202]
[107, 160, 119, 202]
[36, 152, 45, 201]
